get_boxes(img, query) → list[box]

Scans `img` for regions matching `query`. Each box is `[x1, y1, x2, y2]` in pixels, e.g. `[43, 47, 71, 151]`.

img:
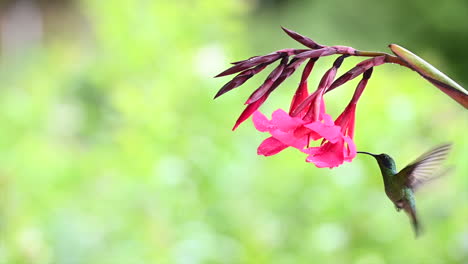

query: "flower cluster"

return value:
[214, 27, 467, 168]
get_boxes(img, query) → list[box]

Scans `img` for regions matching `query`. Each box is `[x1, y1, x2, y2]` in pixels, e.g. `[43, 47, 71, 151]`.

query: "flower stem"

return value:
[355, 50, 408, 67]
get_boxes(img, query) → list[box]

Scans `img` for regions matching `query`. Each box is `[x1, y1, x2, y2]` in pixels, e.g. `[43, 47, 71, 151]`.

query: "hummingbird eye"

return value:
[380, 154, 395, 168]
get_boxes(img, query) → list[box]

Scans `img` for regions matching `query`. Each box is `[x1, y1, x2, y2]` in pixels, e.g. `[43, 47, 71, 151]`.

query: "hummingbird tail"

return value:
[405, 205, 423, 238]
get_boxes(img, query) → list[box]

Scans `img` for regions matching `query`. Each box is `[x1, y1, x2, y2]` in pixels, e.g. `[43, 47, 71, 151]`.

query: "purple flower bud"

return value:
[349, 67, 373, 104]
[214, 63, 268, 99]
[231, 58, 307, 130]
[246, 57, 288, 104]
[328, 56, 385, 92]
[363, 67, 373, 80]
[281, 27, 324, 49]
[231, 55, 259, 65]
[233, 94, 269, 130]
[282, 58, 307, 76]
[215, 53, 281, 77]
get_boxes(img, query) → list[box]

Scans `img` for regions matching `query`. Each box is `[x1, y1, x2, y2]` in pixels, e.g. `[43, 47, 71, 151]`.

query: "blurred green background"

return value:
[0, 0, 467, 263]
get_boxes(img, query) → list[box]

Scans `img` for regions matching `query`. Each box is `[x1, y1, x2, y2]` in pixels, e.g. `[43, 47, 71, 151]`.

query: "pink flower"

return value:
[303, 68, 373, 168]
[215, 28, 378, 169]
[303, 113, 357, 168]
[303, 135, 356, 168]
[302, 104, 358, 168]
[252, 55, 356, 166]
[252, 109, 341, 156]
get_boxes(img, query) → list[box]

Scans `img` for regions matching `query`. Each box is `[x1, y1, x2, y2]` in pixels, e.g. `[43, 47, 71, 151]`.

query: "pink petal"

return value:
[321, 113, 334, 126]
[347, 108, 356, 139]
[289, 58, 316, 114]
[335, 104, 356, 136]
[306, 151, 343, 168]
[304, 120, 341, 143]
[257, 137, 288, 156]
[303, 89, 325, 122]
[271, 109, 304, 131]
[293, 126, 321, 141]
[301, 145, 320, 155]
[305, 141, 345, 168]
[290, 91, 318, 118]
[343, 135, 357, 162]
[289, 82, 309, 114]
[319, 97, 326, 119]
[269, 129, 308, 149]
[252, 111, 271, 132]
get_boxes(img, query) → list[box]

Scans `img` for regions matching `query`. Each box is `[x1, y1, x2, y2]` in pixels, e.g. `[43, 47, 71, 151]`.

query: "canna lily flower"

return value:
[252, 56, 348, 157]
[252, 109, 341, 156]
[303, 135, 356, 168]
[304, 68, 373, 168]
[303, 106, 357, 168]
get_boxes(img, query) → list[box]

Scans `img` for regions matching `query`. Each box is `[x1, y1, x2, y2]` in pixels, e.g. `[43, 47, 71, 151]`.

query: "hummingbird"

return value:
[358, 143, 452, 237]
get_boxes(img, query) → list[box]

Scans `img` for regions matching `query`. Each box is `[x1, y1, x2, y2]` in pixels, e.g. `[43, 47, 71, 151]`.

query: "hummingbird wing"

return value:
[398, 143, 452, 190]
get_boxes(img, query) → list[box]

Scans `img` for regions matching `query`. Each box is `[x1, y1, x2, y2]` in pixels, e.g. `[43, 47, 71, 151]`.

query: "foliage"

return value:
[0, 1, 466, 263]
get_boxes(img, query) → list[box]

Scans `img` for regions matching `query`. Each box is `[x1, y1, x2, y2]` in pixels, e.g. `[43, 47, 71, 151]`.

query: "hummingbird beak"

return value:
[357, 151, 376, 157]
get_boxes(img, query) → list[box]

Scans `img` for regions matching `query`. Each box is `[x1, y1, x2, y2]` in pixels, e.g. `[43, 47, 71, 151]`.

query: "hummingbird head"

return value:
[357, 151, 396, 171]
